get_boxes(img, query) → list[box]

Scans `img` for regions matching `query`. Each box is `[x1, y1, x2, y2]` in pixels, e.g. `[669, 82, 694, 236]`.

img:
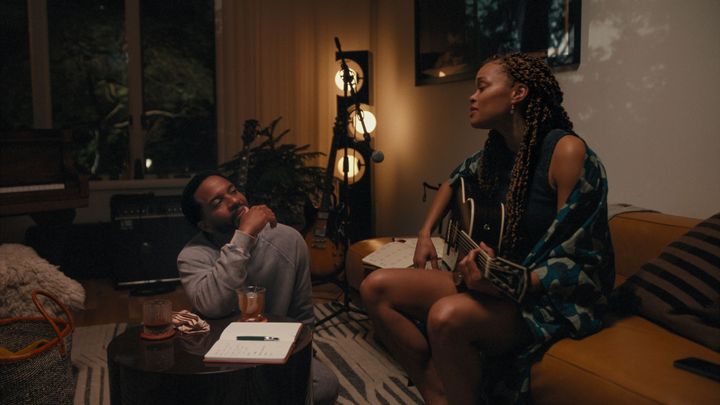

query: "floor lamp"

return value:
[315, 38, 379, 326]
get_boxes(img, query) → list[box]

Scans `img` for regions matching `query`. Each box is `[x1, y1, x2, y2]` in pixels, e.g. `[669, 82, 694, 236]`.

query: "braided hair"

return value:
[476, 53, 574, 260]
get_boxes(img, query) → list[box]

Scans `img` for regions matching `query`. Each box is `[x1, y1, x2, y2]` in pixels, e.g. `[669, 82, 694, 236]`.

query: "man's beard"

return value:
[211, 206, 248, 235]
[214, 221, 236, 235]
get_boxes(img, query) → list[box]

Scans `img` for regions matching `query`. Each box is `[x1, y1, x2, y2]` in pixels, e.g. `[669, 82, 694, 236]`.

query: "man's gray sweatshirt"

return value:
[177, 223, 314, 326]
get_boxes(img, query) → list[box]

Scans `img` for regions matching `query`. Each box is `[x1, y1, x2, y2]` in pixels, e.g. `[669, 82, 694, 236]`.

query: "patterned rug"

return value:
[313, 303, 423, 404]
[72, 323, 126, 405]
[71, 304, 422, 405]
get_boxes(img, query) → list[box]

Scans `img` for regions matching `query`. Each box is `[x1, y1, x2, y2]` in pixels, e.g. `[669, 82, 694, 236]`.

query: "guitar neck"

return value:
[452, 227, 528, 302]
[456, 226, 526, 276]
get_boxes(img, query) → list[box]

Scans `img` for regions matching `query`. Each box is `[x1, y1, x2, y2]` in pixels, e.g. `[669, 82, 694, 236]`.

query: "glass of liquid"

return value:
[237, 286, 267, 322]
[142, 298, 174, 339]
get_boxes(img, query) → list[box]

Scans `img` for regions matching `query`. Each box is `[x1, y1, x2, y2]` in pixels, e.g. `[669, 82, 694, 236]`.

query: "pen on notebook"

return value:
[236, 336, 279, 341]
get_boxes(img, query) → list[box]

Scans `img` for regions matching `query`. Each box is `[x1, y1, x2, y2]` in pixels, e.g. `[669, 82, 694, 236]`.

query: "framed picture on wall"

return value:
[415, 0, 581, 86]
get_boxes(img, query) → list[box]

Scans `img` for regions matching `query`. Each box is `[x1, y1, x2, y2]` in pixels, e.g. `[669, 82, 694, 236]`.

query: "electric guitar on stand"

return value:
[443, 176, 530, 303]
[304, 116, 346, 278]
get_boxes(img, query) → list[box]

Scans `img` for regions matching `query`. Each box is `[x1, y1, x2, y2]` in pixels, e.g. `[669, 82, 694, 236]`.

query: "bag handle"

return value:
[31, 290, 75, 356]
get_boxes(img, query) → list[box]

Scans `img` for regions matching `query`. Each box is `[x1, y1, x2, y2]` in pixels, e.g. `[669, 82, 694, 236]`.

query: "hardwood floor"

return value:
[72, 278, 344, 327]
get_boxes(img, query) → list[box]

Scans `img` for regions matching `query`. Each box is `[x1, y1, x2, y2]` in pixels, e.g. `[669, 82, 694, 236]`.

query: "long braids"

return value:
[477, 53, 574, 260]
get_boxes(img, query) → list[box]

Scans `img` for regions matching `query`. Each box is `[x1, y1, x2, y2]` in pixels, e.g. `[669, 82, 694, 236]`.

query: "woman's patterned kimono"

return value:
[449, 140, 615, 403]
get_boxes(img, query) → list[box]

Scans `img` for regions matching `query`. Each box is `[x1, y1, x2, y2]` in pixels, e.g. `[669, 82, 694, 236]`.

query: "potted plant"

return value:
[218, 117, 326, 230]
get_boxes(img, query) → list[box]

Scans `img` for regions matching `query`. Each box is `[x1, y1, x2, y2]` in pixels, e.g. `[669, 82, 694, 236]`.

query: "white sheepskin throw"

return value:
[0, 243, 85, 318]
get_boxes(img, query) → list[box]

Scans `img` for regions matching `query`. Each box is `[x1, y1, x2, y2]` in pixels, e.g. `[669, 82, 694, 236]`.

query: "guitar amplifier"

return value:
[110, 194, 197, 288]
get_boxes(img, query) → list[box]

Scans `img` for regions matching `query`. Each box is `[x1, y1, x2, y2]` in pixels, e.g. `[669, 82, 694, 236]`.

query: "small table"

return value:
[107, 315, 312, 405]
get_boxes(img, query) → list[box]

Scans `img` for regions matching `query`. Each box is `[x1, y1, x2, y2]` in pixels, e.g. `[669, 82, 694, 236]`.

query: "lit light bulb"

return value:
[335, 68, 358, 92]
[145, 158, 153, 169]
[334, 148, 366, 184]
[352, 109, 376, 134]
[337, 154, 359, 178]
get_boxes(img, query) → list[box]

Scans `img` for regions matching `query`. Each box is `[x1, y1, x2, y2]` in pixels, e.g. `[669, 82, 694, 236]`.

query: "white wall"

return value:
[372, 0, 720, 237]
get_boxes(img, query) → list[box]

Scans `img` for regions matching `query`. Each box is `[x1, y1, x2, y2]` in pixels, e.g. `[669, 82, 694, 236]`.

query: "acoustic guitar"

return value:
[303, 117, 345, 278]
[443, 176, 529, 302]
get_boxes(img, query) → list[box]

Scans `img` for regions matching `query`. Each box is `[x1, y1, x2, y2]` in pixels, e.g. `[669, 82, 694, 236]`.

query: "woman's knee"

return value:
[427, 301, 468, 344]
[359, 269, 392, 305]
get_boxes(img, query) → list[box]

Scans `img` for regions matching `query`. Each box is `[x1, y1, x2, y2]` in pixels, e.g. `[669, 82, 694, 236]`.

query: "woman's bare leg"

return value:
[360, 268, 457, 404]
[426, 293, 532, 405]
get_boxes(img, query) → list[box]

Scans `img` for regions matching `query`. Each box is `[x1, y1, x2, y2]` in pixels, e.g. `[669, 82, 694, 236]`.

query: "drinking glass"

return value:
[142, 298, 174, 339]
[236, 286, 267, 322]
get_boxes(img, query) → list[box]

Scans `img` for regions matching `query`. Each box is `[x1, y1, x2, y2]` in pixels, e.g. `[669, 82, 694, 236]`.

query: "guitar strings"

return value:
[447, 223, 516, 274]
[446, 221, 528, 301]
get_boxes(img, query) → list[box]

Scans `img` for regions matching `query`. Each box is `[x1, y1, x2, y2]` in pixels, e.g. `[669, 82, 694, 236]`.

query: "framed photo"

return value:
[415, 0, 581, 86]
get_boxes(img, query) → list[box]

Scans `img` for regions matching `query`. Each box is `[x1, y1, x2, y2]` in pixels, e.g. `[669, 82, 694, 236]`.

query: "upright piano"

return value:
[0, 129, 89, 217]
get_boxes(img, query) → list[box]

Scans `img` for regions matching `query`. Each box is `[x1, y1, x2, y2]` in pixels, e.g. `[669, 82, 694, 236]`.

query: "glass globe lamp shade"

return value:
[334, 148, 366, 184]
[349, 108, 376, 136]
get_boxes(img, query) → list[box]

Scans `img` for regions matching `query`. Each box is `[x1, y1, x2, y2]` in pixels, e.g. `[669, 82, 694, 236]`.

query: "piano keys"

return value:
[0, 129, 89, 217]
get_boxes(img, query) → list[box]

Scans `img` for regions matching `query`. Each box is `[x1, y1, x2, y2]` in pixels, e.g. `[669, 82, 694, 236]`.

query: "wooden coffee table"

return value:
[107, 315, 312, 405]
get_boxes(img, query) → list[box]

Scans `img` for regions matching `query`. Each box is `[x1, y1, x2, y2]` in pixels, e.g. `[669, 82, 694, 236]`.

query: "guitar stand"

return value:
[315, 263, 367, 327]
[314, 222, 367, 327]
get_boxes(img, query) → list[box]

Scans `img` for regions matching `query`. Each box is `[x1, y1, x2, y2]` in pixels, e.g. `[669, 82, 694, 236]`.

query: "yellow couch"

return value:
[532, 211, 720, 404]
[346, 212, 720, 404]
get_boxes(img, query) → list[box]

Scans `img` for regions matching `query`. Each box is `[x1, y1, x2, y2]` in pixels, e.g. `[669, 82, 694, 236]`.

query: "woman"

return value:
[360, 53, 614, 404]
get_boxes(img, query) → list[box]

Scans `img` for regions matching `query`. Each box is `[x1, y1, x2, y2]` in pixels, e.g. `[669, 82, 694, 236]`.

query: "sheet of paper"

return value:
[362, 237, 447, 269]
[205, 340, 291, 362]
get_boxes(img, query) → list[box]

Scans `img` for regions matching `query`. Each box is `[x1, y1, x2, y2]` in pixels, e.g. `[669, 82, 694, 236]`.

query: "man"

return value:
[178, 170, 338, 404]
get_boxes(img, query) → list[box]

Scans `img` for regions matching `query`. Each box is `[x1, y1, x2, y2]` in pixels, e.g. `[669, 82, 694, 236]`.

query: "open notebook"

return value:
[203, 322, 302, 364]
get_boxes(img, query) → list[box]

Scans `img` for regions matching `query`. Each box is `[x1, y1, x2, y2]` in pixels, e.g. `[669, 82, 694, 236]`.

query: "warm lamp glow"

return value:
[335, 68, 358, 92]
[351, 109, 376, 134]
[334, 59, 364, 96]
[334, 148, 366, 184]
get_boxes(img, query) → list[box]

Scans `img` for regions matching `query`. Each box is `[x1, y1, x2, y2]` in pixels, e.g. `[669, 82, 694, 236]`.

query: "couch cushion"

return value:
[531, 316, 720, 404]
[621, 213, 720, 351]
[609, 211, 702, 285]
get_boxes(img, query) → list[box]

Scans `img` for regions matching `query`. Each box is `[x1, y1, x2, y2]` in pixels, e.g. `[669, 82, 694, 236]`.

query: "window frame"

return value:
[24, 0, 217, 181]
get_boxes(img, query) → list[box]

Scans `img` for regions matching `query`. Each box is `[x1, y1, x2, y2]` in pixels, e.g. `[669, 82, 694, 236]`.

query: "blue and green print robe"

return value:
[448, 138, 615, 403]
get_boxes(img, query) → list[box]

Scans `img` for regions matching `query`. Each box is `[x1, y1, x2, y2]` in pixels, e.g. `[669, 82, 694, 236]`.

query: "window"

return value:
[2, 0, 216, 179]
[140, 0, 216, 176]
[48, 0, 128, 177]
[0, 0, 33, 130]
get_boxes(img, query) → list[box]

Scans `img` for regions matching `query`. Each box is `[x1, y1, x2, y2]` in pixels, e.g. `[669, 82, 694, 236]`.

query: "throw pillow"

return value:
[0, 243, 85, 318]
[622, 213, 720, 351]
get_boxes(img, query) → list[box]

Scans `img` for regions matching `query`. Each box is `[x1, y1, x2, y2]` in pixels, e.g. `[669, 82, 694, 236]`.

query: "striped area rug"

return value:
[71, 304, 422, 405]
[313, 303, 423, 405]
[72, 323, 126, 405]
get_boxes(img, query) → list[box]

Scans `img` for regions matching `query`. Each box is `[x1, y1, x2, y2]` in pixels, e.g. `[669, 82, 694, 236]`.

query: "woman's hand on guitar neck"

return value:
[457, 242, 502, 295]
[413, 235, 440, 269]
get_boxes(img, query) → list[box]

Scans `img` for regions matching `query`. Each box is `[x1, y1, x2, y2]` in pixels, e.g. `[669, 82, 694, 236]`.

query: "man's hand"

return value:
[413, 235, 439, 269]
[236, 205, 277, 237]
